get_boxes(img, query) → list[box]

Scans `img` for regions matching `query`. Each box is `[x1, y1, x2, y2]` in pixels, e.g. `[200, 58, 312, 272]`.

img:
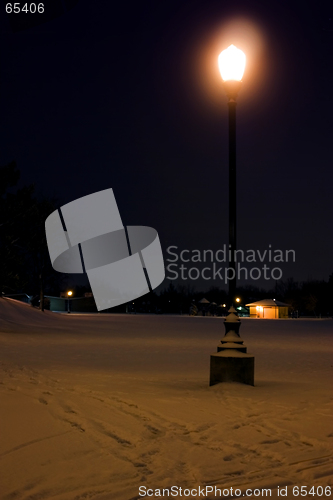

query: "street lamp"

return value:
[209, 46, 254, 387]
[67, 290, 72, 313]
[218, 45, 246, 305]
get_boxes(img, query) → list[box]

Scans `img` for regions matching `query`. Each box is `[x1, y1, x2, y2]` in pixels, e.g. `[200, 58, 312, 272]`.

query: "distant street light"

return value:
[67, 290, 73, 313]
[218, 45, 246, 305]
[236, 297, 241, 303]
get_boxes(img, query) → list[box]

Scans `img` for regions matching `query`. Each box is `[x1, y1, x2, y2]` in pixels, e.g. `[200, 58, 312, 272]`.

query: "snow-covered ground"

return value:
[0, 298, 332, 500]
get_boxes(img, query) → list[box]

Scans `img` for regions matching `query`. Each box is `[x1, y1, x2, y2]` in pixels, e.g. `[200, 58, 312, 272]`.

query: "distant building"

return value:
[3, 293, 31, 304]
[246, 299, 290, 319]
[198, 298, 210, 316]
[45, 296, 97, 313]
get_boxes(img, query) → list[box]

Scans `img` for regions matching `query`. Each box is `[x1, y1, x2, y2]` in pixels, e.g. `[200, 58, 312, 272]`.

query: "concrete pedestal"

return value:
[210, 349, 255, 386]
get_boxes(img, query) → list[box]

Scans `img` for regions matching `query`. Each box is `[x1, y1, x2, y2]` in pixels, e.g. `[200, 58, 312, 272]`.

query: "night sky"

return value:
[1, 0, 332, 292]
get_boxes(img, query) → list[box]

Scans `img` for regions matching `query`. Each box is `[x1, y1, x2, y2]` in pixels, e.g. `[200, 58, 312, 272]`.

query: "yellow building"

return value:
[246, 299, 290, 319]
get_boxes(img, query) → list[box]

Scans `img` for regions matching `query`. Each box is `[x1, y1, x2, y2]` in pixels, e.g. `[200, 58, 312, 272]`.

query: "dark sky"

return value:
[0, 0, 332, 292]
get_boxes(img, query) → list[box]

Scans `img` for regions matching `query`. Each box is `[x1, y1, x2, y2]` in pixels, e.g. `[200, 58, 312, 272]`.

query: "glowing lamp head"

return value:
[236, 297, 240, 303]
[67, 291, 73, 297]
[218, 45, 246, 82]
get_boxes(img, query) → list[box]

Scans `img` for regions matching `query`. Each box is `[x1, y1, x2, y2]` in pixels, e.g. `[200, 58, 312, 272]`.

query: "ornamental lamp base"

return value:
[209, 350, 255, 386]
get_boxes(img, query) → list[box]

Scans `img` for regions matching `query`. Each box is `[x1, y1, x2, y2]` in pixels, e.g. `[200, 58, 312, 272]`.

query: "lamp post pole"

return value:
[218, 45, 245, 306]
[224, 80, 242, 304]
[227, 87, 237, 304]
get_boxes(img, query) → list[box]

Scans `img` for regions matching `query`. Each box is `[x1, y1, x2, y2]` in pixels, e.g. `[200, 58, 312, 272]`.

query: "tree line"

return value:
[132, 279, 333, 317]
[0, 161, 63, 309]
